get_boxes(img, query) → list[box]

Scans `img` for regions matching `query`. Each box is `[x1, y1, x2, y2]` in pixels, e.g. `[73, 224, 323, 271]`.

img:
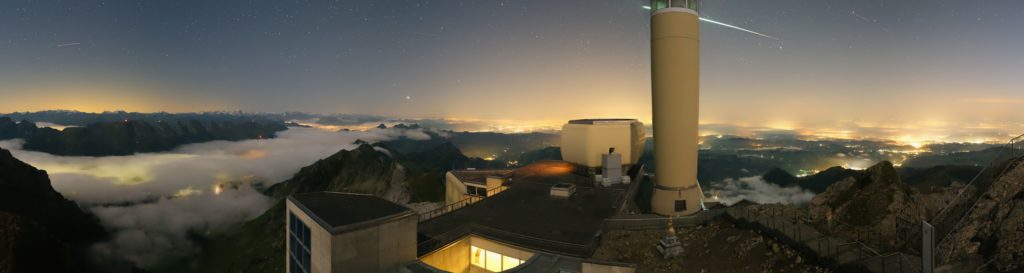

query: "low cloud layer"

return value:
[0, 127, 401, 270]
[708, 176, 816, 206]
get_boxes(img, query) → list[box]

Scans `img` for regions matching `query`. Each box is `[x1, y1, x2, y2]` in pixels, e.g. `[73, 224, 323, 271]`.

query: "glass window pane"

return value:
[287, 214, 312, 273]
[303, 252, 311, 272]
[652, 0, 669, 10]
[502, 256, 521, 271]
[470, 246, 485, 268]
[303, 226, 310, 247]
[485, 251, 502, 272]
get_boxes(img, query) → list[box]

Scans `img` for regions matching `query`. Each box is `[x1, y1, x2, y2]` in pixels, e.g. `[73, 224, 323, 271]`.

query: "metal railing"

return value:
[1011, 133, 1024, 158]
[724, 205, 926, 273]
[933, 133, 1024, 262]
[603, 209, 722, 230]
[419, 185, 509, 222]
[616, 164, 646, 215]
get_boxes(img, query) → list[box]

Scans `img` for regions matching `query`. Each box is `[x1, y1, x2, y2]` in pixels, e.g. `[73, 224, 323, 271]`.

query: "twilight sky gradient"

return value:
[1, 0, 1022, 140]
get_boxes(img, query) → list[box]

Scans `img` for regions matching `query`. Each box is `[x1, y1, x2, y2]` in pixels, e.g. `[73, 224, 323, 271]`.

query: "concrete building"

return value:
[444, 169, 512, 206]
[648, 0, 706, 216]
[288, 161, 639, 273]
[286, 192, 419, 273]
[560, 119, 645, 168]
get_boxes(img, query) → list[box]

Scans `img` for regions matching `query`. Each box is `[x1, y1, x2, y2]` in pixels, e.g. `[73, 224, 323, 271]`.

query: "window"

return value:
[650, 0, 699, 11]
[469, 245, 525, 272]
[485, 250, 503, 272]
[502, 255, 523, 270]
[467, 185, 488, 197]
[471, 246, 485, 268]
[289, 212, 312, 273]
[675, 200, 687, 212]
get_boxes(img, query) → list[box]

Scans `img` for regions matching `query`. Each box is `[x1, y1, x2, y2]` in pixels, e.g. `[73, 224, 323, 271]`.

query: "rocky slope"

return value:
[0, 148, 106, 273]
[809, 161, 928, 249]
[594, 218, 833, 273]
[939, 157, 1024, 272]
[0, 117, 287, 156]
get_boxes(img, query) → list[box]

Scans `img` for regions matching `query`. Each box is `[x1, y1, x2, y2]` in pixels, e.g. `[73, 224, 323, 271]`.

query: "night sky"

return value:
[1, 0, 1022, 141]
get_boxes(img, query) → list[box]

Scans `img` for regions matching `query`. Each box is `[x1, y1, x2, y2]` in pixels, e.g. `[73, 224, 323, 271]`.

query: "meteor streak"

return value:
[699, 18, 780, 41]
[641, 6, 779, 41]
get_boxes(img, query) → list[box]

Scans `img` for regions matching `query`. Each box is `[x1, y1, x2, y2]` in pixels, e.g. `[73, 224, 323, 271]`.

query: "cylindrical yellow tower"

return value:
[649, 0, 705, 216]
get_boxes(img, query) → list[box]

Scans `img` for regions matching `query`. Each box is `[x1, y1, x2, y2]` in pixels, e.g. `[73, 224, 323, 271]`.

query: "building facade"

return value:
[286, 192, 419, 273]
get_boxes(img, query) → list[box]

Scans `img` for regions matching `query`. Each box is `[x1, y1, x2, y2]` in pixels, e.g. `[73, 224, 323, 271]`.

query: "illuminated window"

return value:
[485, 250, 502, 272]
[469, 245, 526, 272]
[502, 256, 522, 271]
[471, 246, 485, 268]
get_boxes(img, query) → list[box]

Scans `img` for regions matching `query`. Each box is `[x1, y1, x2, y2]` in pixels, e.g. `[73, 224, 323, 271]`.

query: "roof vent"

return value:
[550, 183, 576, 198]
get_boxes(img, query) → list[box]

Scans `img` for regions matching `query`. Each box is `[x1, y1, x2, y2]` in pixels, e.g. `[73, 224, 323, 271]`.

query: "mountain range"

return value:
[0, 117, 287, 156]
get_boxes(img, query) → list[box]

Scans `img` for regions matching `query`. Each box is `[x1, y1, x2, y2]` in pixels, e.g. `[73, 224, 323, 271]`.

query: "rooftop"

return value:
[419, 161, 627, 257]
[288, 192, 416, 234]
[450, 169, 513, 185]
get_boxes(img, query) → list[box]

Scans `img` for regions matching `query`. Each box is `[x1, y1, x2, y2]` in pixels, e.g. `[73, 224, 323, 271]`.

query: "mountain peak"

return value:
[862, 161, 900, 186]
[762, 168, 797, 187]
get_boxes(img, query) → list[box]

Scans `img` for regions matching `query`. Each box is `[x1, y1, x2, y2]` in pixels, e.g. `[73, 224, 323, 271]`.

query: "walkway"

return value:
[723, 205, 922, 273]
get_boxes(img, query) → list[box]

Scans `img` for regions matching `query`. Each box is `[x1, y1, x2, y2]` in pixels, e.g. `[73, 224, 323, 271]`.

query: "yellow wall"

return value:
[485, 176, 503, 191]
[560, 121, 645, 168]
[445, 172, 469, 205]
[420, 237, 471, 273]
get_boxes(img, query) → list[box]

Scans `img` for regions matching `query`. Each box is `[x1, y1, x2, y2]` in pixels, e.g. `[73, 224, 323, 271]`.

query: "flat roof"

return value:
[419, 161, 626, 257]
[288, 192, 416, 234]
[450, 169, 512, 185]
[568, 119, 638, 125]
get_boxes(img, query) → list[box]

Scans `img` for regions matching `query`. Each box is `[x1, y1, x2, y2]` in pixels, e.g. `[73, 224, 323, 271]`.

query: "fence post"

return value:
[899, 254, 903, 273]
[881, 254, 886, 273]
[922, 222, 935, 273]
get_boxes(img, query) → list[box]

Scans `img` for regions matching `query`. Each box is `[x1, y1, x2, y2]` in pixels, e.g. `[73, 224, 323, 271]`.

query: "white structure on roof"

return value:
[560, 119, 646, 169]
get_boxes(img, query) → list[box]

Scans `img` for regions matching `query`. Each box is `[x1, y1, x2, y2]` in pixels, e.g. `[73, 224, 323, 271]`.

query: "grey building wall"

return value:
[330, 213, 418, 273]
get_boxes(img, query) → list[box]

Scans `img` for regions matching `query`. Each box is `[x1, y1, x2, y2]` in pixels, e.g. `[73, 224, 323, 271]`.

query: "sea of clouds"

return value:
[0, 126, 427, 270]
[708, 176, 816, 206]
